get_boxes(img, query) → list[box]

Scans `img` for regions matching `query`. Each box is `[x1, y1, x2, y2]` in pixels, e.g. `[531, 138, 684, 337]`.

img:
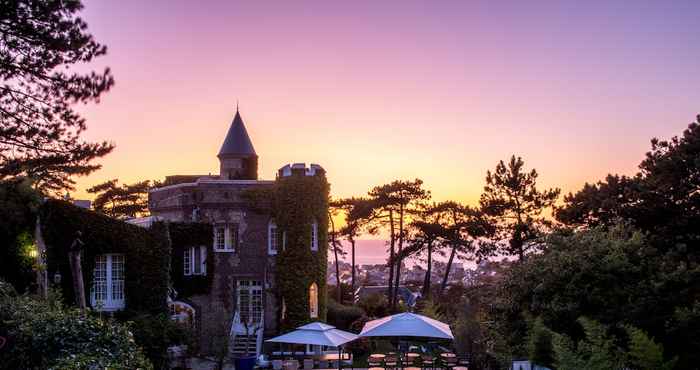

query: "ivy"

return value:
[272, 173, 330, 330]
[40, 199, 170, 314]
[168, 222, 214, 298]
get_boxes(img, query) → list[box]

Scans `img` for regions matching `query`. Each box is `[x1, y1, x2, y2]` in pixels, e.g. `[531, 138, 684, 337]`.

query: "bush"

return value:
[327, 299, 365, 331]
[123, 312, 191, 370]
[0, 287, 153, 369]
[358, 293, 390, 318]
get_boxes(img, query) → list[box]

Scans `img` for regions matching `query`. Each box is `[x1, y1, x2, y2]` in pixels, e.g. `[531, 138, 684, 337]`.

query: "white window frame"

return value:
[237, 280, 263, 324]
[184, 246, 206, 276]
[310, 221, 318, 251]
[214, 224, 236, 252]
[90, 253, 125, 311]
[268, 221, 278, 255]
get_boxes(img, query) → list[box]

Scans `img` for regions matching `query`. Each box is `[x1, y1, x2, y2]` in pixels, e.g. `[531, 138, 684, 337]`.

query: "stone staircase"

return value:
[230, 333, 257, 357]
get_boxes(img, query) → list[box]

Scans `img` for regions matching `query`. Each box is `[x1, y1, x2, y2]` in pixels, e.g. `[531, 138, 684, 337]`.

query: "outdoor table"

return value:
[369, 353, 386, 359]
[406, 353, 420, 359]
[440, 353, 456, 358]
[314, 353, 352, 361]
[368, 368, 385, 370]
[453, 367, 468, 370]
[404, 367, 421, 370]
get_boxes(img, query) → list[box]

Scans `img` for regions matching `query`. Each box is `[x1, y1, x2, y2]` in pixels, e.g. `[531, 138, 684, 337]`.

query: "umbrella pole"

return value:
[338, 346, 342, 370]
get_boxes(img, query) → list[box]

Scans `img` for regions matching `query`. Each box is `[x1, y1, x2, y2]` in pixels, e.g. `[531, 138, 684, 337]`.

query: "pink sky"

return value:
[73, 0, 700, 207]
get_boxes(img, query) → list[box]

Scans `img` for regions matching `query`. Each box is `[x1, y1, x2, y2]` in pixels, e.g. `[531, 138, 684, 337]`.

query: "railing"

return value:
[229, 310, 264, 357]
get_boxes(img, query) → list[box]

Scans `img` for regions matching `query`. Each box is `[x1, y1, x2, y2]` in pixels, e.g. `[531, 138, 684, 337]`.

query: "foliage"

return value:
[556, 115, 700, 256]
[168, 222, 214, 298]
[552, 318, 676, 370]
[245, 171, 330, 330]
[625, 325, 677, 370]
[525, 317, 554, 368]
[480, 155, 560, 261]
[40, 199, 170, 313]
[122, 312, 190, 370]
[327, 299, 366, 331]
[358, 293, 390, 318]
[331, 197, 373, 293]
[0, 0, 115, 193]
[87, 178, 152, 219]
[0, 179, 41, 293]
[0, 287, 152, 369]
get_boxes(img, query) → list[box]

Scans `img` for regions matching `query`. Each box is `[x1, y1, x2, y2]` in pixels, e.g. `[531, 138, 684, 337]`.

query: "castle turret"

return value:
[218, 109, 258, 180]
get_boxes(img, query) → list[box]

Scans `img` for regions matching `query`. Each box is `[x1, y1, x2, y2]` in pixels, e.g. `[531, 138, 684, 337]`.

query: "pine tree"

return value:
[0, 0, 115, 194]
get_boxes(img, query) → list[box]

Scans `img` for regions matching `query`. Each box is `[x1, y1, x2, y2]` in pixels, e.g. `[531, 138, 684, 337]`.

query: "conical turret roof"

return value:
[218, 110, 256, 157]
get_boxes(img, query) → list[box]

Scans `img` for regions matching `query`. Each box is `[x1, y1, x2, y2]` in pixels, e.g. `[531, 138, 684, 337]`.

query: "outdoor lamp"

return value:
[53, 272, 62, 284]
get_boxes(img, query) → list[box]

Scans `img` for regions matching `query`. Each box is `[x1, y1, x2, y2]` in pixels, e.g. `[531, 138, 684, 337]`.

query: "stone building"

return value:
[147, 109, 328, 356]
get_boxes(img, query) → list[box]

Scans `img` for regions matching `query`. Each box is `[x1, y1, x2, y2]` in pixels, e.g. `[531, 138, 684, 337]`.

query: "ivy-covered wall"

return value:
[273, 173, 329, 330]
[40, 199, 170, 314]
[168, 222, 214, 298]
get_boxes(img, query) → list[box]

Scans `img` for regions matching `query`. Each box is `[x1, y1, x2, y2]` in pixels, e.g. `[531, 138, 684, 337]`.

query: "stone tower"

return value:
[218, 109, 258, 180]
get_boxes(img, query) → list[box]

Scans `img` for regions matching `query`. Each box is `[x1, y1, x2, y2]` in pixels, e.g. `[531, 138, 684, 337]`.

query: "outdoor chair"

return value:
[420, 355, 435, 370]
[445, 356, 458, 369]
[457, 357, 469, 366]
[303, 359, 314, 370]
[385, 355, 399, 370]
[318, 360, 329, 369]
[272, 360, 284, 370]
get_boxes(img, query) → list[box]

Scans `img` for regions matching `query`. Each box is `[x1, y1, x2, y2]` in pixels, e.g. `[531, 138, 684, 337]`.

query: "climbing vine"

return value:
[275, 173, 329, 330]
[168, 222, 214, 298]
[40, 199, 170, 314]
[244, 172, 330, 330]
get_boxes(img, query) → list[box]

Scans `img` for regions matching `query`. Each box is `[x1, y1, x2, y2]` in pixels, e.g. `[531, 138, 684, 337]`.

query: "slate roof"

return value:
[218, 110, 256, 156]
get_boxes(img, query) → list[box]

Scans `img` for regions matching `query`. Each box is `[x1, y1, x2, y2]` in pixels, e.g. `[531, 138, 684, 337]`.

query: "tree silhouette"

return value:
[480, 156, 560, 261]
[367, 179, 430, 309]
[331, 197, 373, 296]
[0, 0, 114, 194]
[86, 179, 151, 219]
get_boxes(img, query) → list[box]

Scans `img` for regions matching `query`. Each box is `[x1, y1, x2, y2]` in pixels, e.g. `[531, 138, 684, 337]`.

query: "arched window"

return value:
[309, 282, 318, 318]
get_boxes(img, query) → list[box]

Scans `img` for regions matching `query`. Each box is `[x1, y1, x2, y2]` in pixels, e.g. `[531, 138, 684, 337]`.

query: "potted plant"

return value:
[234, 320, 261, 370]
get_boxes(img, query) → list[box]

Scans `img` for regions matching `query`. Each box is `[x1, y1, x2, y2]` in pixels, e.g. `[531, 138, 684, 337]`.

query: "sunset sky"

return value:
[75, 0, 700, 207]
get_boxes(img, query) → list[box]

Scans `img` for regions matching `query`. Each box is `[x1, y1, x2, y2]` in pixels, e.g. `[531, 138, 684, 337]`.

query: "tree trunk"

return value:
[422, 241, 433, 299]
[440, 244, 457, 295]
[330, 215, 342, 303]
[387, 210, 395, 305]
[351, 238, 356, 298]
[393, 205, 405, 310]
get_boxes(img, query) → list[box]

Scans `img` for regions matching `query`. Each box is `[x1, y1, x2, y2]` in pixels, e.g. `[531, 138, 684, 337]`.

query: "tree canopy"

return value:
[0, 0, 114, 194]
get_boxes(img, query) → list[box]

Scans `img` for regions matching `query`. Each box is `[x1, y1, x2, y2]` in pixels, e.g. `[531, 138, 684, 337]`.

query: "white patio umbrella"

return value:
[359, 313, 454, 369]
[359, 312, 454, 339]
[266, 322, 359, 370]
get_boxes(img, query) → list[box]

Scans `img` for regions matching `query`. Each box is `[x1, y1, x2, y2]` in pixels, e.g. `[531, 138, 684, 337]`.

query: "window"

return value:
[237, 280, 263, 323]
[310, 221, 318, 251]
[214, 224, 237, 252]
[309, 282, 318, 318]
[91, 254, 125, 311]
[268, 221, 278, 255]
[184, 246, 206, 275]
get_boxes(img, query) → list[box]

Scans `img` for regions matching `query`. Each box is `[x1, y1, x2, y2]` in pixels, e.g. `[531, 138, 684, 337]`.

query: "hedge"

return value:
[40, 199, 170, 314]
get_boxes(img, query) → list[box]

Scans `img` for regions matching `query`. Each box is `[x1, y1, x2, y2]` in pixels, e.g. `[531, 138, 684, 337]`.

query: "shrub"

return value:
[0, 287, 152, 369]
[358, 293, 390, 318]
[327, 299, 365, 331]
[123, 312, 191, 370]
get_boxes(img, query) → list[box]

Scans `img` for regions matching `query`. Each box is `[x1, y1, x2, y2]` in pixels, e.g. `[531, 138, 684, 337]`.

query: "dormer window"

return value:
[310, 221, 318, 251]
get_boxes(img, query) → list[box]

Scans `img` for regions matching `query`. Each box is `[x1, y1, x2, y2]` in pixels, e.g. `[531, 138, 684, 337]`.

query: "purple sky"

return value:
[76, 0, 700, 207]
